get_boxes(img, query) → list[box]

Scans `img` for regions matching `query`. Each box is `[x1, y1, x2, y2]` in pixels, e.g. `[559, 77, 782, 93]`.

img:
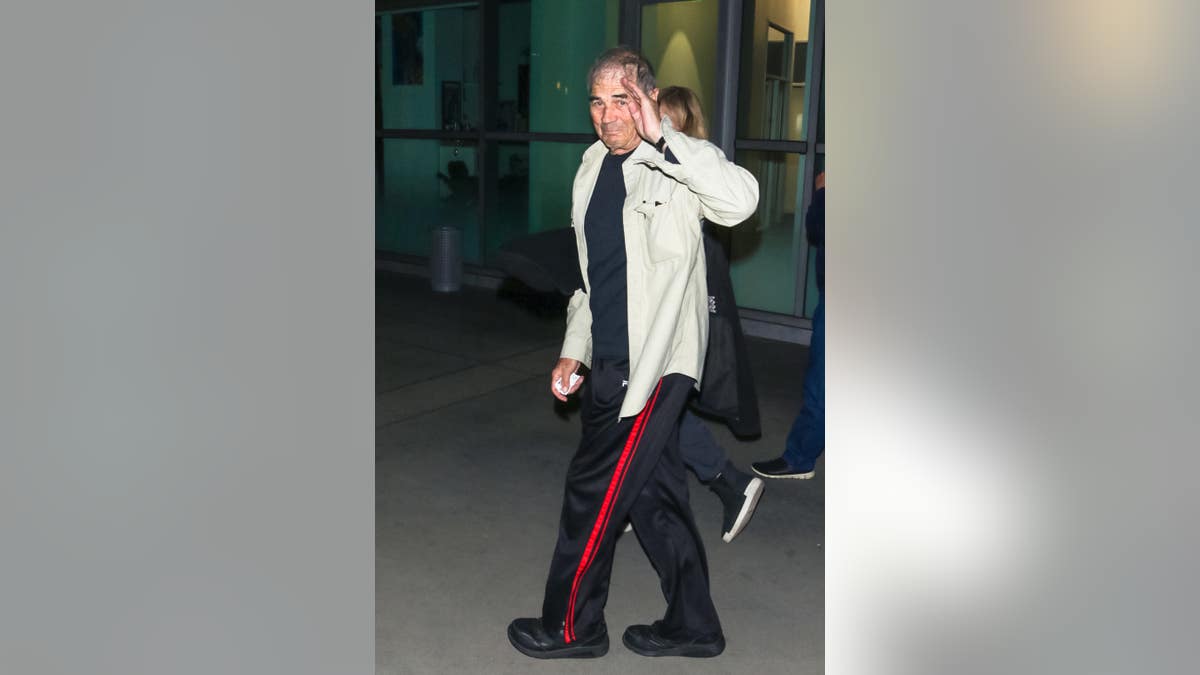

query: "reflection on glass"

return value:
[378, 139, 480, 263]
[738, 0, 813, 140]
[486, 143, 531, 260]
[376, 1, 622, 134]
[728, 150, 807, 315]
[485, 141, 592, 265]
[377, 5, 480, 131]
[640, 0, 719, 127]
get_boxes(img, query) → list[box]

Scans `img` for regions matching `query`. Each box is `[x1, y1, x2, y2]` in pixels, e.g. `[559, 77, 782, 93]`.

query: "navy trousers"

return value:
[677, 411, 727, 482]
[783, 295, 825, 471]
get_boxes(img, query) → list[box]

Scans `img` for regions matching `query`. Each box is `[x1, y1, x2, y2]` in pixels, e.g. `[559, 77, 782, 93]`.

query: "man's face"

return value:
[589, 67, 644, 155]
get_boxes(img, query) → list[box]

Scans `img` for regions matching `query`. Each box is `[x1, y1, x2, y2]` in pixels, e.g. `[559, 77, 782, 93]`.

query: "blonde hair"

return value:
[656, 86, 708, 140]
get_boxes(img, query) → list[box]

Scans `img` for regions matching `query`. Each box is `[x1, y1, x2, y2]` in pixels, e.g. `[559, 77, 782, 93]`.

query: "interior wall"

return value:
[641, 0, 720, 133]
[744, 0, 810, 136]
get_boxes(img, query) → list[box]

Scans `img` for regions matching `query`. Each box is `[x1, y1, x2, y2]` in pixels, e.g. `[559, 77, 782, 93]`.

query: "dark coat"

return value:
[498, 225, 761, 438]
[807, 186, 824, 292]
[690, 225, 761, 437]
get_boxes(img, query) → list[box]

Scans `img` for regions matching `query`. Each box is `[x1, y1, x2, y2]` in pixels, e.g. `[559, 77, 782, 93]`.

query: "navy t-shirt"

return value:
[584, 151, 632, 360]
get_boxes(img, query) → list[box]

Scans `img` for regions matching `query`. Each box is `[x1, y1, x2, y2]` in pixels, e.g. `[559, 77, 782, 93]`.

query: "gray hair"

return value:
[586, 46, 656, 94]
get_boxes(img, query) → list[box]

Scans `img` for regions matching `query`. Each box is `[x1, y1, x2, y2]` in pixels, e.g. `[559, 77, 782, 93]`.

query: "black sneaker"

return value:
[622, 621, 725, 658]
[507, 618, 609, 659]
[709, 464, 764, 543]
[752, 457, 816, 479]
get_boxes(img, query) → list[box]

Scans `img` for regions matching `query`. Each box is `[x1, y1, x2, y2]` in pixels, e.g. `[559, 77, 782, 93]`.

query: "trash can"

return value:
[430, 225, 463, 293]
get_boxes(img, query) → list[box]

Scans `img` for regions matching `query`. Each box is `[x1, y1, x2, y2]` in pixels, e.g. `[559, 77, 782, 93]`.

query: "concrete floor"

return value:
[376, 271, 824, 675]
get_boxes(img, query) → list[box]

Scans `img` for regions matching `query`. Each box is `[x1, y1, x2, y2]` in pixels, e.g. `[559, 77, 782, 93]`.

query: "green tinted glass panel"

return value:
[495, 2, 532, 131]
[486, 143, 531, 259]
[728, 149, 806, 314]
[377, 139, 480, 263]
[484, 141, 592, 265]
[378, 5, 480, 131]
[528, 0, 621, 133]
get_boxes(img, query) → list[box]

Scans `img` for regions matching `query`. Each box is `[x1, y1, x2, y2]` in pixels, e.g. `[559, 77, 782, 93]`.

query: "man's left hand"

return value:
[620, 73, 661, 146]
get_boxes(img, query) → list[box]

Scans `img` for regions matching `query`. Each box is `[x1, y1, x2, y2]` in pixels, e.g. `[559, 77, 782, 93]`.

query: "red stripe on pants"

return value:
[563, 381, 663, 642]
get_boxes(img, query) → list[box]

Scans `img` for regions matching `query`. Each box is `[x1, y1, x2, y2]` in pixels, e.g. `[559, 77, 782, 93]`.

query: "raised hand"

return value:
[620, 72, 661, 145]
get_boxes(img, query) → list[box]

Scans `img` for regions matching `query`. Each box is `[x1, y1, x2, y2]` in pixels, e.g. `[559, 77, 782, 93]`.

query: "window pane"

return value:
[377, 139, 481, 264]
[737, 0, 813, 140]
[640, 0, 720, 135]
[378, 5, 480, 131]
[486, 143, 530, 258]
[528, 0, 621, 133]
[484, 141, 592, 265]
[495, 2, 532, 132]
[728, 149, 807, 314]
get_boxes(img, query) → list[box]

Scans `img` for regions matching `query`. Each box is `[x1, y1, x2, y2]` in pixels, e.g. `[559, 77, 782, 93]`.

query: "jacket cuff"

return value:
[643, 120, 693, 179]
[560, 337, 592, 368]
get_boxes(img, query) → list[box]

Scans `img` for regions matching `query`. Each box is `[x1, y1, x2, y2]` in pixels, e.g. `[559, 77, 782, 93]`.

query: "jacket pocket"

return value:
[635, 201, 683, 264]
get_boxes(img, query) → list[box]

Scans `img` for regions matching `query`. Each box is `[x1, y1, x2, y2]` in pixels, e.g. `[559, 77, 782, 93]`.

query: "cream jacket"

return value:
[560, 117, 759, 420]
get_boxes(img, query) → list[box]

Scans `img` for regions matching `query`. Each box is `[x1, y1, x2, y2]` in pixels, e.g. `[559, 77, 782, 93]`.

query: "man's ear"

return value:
[649, 88, 659, 102]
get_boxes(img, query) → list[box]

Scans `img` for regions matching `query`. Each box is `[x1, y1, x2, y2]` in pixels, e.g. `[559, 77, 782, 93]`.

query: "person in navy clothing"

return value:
[753, 172, 825, 479]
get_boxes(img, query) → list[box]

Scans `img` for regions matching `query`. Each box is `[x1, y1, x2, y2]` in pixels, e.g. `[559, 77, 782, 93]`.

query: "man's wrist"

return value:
[653, 135, 667, 153]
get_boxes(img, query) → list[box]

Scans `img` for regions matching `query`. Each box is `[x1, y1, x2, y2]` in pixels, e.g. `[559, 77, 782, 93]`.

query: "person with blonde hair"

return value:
[656, 85, 709, 139]
[636, 84, 766, 547]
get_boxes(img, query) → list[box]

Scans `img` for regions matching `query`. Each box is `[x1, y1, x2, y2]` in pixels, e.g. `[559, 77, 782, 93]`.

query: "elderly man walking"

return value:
[507, 47, 758, 660]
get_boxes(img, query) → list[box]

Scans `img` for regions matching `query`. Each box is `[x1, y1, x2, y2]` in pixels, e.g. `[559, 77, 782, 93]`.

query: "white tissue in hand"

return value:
[556, 373, 581, 395]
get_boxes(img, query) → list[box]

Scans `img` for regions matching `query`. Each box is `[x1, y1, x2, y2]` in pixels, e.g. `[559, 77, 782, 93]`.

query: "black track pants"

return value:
[539, 358, 722, 643]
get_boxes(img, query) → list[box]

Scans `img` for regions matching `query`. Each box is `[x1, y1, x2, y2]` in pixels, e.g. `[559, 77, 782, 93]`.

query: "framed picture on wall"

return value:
[441, 81, 462, 131]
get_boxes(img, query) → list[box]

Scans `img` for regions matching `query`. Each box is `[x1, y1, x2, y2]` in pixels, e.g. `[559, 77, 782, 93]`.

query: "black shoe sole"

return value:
[621, 632, 725, 658]
[507, 624, 609, 659]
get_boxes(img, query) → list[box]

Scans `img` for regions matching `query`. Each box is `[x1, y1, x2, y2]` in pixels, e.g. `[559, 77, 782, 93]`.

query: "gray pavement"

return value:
[376, 271, 824, 675]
